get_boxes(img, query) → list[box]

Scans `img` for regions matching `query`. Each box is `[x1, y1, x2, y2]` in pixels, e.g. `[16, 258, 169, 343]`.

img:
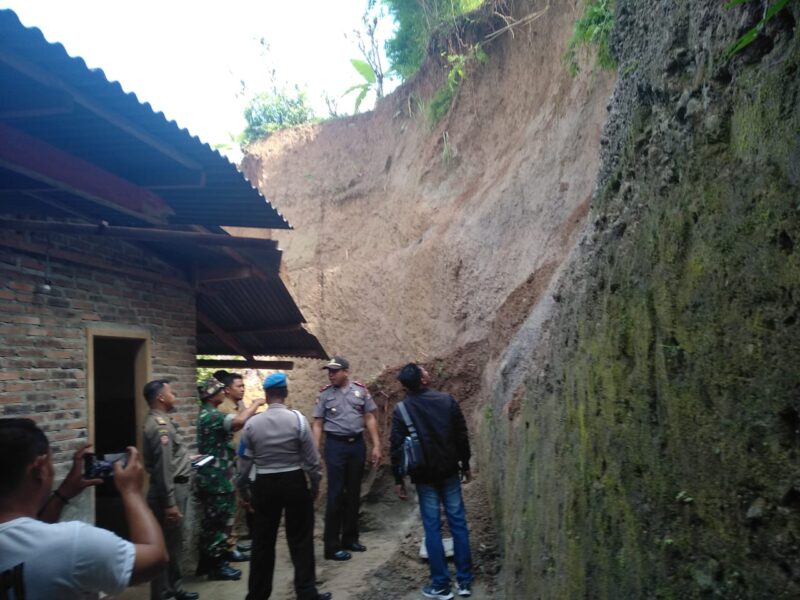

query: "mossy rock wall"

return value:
[481, 2, 800, 598]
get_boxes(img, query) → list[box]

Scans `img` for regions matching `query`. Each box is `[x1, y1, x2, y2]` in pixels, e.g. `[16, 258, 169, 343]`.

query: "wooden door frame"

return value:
[86, 327, 152, 458]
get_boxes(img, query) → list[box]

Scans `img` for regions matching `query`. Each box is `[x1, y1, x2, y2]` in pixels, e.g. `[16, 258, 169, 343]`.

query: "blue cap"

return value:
[263, 372, 288, 390]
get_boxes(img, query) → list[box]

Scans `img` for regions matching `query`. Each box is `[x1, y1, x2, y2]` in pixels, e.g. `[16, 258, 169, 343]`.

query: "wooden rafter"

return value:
[196, 309, 255, 362]
[0, 122, 173, 224]
[0, 218, 282, 249]
[0, 232, 191, 288]
[196, 359, 295, 370]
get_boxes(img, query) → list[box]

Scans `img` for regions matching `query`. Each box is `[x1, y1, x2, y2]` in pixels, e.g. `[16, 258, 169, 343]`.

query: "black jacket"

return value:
[390, 388, 470, 484]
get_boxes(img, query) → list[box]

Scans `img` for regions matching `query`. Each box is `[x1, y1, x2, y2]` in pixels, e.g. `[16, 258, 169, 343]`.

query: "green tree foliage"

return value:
[382, 0, 483, 79]
[241, 85, 316, 144]
[564, 0, 616, 75]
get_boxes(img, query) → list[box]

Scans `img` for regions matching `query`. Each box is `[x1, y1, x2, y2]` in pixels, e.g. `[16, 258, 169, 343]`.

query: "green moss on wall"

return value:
[482, 5, 800, 598]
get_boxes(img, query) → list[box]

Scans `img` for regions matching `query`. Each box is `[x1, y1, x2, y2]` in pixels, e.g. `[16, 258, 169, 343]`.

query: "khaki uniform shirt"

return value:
[312, 381, 377, 436]
[143, 409, 191, 506]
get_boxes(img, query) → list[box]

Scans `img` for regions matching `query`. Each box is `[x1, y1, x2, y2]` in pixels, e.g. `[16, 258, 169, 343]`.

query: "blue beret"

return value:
[263, 372, 288, 389]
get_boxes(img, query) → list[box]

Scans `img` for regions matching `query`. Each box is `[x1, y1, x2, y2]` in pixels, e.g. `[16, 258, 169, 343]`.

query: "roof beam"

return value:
[196, 359, 295, 370]
[215, 324, 307, 336]
[0, 232, 192, 289]
[0, 122, 173, 224]
[196, 309, 255, 362]
[197, 265, 254, 283]
[0, 47, 202, 171]
[0, 218, 282, 249]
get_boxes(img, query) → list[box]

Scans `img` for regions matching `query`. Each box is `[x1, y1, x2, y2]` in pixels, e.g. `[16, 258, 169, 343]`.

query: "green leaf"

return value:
[354, 88, 368, 113]
[724, 0, 791, 58]
[351, 58, 376, 84]
[724, 0, 750, 8]
[343, 83, 369, 97]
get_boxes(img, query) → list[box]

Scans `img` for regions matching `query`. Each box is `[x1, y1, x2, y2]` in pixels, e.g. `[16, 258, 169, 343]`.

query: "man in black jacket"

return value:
[391, 363, 473, 600]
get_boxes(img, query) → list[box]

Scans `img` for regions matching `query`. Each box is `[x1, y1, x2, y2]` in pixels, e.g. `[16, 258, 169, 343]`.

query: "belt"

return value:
[255, 466, 302, 475]
[326, 431, 363, 443]
[174, 476, 189, 484]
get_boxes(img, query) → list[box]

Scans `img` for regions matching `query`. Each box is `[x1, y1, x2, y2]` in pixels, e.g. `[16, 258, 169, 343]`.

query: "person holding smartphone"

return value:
[0, 418, 167, 599]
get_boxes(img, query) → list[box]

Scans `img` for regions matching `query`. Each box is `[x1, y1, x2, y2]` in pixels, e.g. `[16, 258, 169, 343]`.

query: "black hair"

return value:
[0, 418, 50, 497]
[143, 379, 170, 404]
[266, 387, 288, 400]
[398, 363, 423, 391]
[213, 370, 243, 387]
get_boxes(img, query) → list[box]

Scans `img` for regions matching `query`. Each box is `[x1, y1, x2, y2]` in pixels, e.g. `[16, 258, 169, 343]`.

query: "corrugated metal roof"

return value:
[0, 9, 327, 361]
[0, 9, 290, 229]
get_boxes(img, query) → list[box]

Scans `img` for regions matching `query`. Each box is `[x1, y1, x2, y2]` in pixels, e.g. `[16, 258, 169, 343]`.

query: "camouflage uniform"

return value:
[196, 400, 236, 561]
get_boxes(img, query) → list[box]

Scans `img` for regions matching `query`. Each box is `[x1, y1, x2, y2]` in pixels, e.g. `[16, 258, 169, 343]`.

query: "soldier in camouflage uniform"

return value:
[195, 377, 264, 581]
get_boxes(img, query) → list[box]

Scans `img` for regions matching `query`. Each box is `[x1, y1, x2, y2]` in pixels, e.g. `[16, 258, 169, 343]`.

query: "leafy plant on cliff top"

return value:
[724, 0, 793, 59]
[242, 86, 316, 144]
[428, 44, 488, 124]
[564, 0, 616, 75]
[382, 0, 484, 79]
[344, 59, 379, 113]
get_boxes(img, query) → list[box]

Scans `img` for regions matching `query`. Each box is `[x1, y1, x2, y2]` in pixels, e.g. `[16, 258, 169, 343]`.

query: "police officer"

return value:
[239, 373, 332, 600]
[312, 356, 381, 561]
[142, 379, 199, 600]
[195, 377, 264, 580]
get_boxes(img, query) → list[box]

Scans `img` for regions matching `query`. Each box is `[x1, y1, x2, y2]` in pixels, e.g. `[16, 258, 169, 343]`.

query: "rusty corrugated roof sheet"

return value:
[0, 8, 290, 229]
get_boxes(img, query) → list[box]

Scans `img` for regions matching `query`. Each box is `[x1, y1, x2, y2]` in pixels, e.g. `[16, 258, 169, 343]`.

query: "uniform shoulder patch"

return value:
[353, 381, 367, 388]
[155, 417, 167, 425]
[319, 384, 332, 392]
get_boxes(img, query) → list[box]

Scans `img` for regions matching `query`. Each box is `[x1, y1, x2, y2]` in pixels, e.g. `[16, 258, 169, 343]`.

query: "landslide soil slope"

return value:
[242, 0, 614, 414]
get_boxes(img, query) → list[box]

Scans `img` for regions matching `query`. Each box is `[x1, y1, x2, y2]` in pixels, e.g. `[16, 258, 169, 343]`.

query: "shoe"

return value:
[324, 550, 352, 561]
[457, 582, 472, 597]
[208, 563, 242, 581]
[422, 585, 454, 600]
[315, 594, 332, 600]
[175, 592, 200, 600]
[343, 542, 367, 552]
[224, 549, 250, 562]
[237, 541, 252, 552]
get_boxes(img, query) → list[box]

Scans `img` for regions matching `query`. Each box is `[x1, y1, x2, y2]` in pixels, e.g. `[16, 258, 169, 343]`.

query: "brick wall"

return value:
[0, 233, 197, 522]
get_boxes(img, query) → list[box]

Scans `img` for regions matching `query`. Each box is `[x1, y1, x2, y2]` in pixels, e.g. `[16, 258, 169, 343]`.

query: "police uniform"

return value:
[239, 372, 324, 600]
[196, 396, 237, 570]
[313, 379, 377, 556]
[143, 408, 192, 600]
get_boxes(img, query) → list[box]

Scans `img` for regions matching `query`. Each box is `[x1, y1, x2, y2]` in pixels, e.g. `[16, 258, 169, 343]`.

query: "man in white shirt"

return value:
[0, 418, 168, 599]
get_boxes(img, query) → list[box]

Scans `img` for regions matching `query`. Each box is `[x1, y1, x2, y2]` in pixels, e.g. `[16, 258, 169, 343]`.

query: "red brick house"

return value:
[0, 9, 325, 528]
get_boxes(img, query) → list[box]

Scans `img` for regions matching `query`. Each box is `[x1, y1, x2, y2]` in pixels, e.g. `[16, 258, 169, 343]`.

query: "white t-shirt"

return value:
[0, 516, 135, 599]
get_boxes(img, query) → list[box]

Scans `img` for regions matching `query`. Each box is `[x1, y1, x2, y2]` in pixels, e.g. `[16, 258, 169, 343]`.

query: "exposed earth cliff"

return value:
[243, 0, 800, 597]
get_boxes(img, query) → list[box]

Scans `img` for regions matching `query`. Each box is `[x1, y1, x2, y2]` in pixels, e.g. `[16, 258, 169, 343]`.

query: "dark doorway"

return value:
[92, 336, 142, 539]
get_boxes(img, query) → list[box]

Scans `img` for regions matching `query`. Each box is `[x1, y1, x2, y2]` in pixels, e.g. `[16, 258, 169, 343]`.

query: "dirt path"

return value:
[119, 469, 498, 599]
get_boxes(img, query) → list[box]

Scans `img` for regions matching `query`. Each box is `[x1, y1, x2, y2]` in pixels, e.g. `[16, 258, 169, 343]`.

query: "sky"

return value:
[1, 0, 397, 158]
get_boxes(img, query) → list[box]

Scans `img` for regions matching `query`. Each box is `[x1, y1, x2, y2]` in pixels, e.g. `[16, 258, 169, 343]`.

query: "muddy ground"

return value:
[119, 468, 499, 600]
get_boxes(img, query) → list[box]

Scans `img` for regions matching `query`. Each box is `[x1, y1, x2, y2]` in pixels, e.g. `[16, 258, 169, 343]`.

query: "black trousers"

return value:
[247, 470, 318, 600]
[323, 436, 365, 553]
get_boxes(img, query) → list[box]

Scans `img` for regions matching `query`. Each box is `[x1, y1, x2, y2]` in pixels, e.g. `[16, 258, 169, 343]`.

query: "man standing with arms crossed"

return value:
[142, 379, 199, 600]
[312, 356, 381, 561]
[392, 363, 474, 600]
